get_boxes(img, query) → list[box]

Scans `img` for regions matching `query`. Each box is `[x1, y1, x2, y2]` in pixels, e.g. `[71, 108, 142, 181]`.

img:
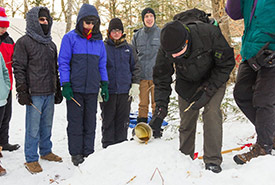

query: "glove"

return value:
[100, 81, 109, 102]
[247, 42, 275, 71]
[16, 84, 32, 106]
[55, 88, 63, 104]
[190, 82, 217, 110]
[129, 83, 140, 101]
[149, 106, 167, 138]
[62, 82, 73, 100]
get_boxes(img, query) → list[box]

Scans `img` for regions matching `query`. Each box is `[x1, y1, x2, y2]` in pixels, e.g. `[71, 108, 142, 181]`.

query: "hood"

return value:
[75, 4, 102, 40]
[26, 6, 52, 44]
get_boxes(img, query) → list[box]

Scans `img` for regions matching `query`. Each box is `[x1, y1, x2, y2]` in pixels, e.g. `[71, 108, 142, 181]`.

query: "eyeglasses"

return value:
[84, 20, 98, 25]
[111, 29, 122, 34]
[39, 17, 49, 22]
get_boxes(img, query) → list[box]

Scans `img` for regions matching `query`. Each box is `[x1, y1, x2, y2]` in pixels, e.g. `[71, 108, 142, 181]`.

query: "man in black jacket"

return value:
[13, 7, 63, 174]
[149, 17, 235, 173]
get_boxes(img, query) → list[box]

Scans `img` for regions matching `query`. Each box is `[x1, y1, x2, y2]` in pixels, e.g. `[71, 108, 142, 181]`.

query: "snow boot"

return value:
[205, 163, 222, 173]
[137, 117, 148, 123]
[41, 152, 62, 162]
[1, 143, 20, 151]
[71, 155, 84, 166]
[233, 143, 270, 165]
[24, 161, 43, 174]
[0, 163, 6, 176]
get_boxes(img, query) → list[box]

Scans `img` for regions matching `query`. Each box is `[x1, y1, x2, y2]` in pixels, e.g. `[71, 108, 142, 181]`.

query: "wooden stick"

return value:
[184, 102, 195, 112]
[150, 168, 164, 185]
[71, 97, 81, 107]
[30, 103, 42, 114]
[126, 176, 136, 184]
[196, 143, 253, 159]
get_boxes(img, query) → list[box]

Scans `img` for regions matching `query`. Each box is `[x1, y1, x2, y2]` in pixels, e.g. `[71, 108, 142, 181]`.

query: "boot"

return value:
[0, 146, 2, 158]
[1, 143, 20, 152]
[233, 143, 270, 165]
[41, 152, 62, 162]
[24, 161, 43, 174]
[0, 163, 6, 176]
[205, 163, 222, 173]
[71, 155, 84, 166]
[137, 117, 148, 123]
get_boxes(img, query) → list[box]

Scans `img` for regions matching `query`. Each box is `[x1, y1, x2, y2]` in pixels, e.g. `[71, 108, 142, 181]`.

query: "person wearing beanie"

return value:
[0, 7, 20, 155]
[131, 7, 160, 124]
[149, 9, 235, 173]
[58, 4, 108, 166]
[13, 6, 63, 174]
[100, 18, 140, 148]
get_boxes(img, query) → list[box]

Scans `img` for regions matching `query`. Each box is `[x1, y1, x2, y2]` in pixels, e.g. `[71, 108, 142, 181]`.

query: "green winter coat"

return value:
[241, 0, 275, 60]
[0, 53, 11, 107]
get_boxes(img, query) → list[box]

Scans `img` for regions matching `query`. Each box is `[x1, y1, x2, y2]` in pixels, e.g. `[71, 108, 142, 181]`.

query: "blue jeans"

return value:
[24, 95, 54, 163]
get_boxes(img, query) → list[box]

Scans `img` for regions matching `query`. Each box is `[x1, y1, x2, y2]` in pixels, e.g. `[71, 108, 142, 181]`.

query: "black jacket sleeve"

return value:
[129, 43, 141, 84]
[153, 48, 174, 109]
[208, 26, 235, 89]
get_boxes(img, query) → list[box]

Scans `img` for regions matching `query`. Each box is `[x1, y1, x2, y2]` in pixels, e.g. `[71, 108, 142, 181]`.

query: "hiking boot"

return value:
[1, 143, 20, 152]
[205, 163, 222, 173]
[41, 152, 62, 162]
[233, 143, 270, 165]
[0, 163, 6, 176]
[71, 155, 84, 166]
[24, 161, 42, 174]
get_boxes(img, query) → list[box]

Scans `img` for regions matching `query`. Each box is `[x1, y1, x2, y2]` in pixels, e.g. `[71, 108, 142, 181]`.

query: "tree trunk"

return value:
[65, 0, 73, 33]
[83, 0, 89, 3]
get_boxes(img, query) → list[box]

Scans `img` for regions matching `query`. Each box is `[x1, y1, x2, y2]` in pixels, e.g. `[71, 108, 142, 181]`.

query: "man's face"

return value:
[110, 29, 123, 40]
[83, 20, 95, 30]
[144, 13, 155, 28]
[0, 27, 7, 36]
[39, 17, 49, 25]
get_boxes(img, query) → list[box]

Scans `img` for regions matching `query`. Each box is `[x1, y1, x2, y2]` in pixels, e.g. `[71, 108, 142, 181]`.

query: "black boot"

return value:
[137, 117, 148, 123]
[1, 143, 20, 151]
[71, 155, 84, 166]
[205, 163, 222, 173]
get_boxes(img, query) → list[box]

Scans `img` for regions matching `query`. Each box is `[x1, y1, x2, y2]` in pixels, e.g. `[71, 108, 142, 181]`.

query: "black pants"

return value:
[0, 91, 12, 145]
[66, 93, 98, 156]
[234, 62, 275, 149]
[100, 94, 130, 148]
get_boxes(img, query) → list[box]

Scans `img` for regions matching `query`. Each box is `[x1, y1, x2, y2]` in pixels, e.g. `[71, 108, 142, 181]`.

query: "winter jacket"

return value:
[104, 37, 141, 94]
[153, 22, 235, 108]
[226, 0, 275, 60]
[0, 53, 10, 107]
[58, 4, 108, 94]
[0, 32, 14, 90]
[13, 7, 60, 96]
[132, 24, 160, 80]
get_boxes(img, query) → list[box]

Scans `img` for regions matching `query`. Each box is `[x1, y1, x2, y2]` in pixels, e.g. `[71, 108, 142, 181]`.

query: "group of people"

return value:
[0, 0, 275, 176]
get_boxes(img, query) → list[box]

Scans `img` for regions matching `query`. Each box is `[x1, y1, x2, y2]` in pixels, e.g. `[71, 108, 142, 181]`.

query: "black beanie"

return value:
[160, 20, 190, 55]
[108, 18, 124, 33]
[39, 8, 49, 18]
[141, 8, 156, 22]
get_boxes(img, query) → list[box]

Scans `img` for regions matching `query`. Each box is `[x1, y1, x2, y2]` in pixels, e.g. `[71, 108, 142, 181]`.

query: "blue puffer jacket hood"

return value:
[75, 4, 102, 40]
[26, 6, 53, 44]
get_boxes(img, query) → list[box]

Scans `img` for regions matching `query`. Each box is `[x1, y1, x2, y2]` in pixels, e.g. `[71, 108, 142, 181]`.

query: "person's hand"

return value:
[149, 106, 167, 138]
[129, 83, 140, 101]
[17, 92, 32, 105]
[191, 91, 211, 110]
[55, 89, 63, 104]
[62, 82, 73, 100]
[100, 81, 109, 102]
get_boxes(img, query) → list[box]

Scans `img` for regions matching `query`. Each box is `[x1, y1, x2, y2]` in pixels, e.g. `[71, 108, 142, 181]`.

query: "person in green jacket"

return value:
[226, 0, 275, 165]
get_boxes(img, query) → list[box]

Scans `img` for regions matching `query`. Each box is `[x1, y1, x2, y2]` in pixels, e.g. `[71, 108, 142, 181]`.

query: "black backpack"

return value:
[173, 8, 217, 26]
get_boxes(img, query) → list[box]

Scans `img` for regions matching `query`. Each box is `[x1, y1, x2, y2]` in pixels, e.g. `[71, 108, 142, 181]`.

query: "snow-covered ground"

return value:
[1, 87, 274, 185]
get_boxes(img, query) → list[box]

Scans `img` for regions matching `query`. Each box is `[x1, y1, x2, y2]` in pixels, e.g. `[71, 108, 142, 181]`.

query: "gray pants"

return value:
[178, 83, 226, 165]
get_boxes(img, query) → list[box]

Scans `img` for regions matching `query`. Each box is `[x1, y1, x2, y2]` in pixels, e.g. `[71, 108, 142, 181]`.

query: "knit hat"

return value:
[0, 7, 9, 27]
[141, 8, 155, 22]
[160, 20, 190, 55]
[108, 18, 124, 33]
[39, 8, 49, 18]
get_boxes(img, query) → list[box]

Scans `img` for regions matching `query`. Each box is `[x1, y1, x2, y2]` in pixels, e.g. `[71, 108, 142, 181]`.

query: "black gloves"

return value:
[149, 106, 168, 138]
[247, 42, 275, 71]
[190, 82, 217, 110]
[16, 84, 32, 106]
[55, 87, 63, 104]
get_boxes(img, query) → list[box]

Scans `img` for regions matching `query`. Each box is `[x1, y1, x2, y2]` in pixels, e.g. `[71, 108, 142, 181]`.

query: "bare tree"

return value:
[83, 0, 89, 3]
[65, 0, 73, 33]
